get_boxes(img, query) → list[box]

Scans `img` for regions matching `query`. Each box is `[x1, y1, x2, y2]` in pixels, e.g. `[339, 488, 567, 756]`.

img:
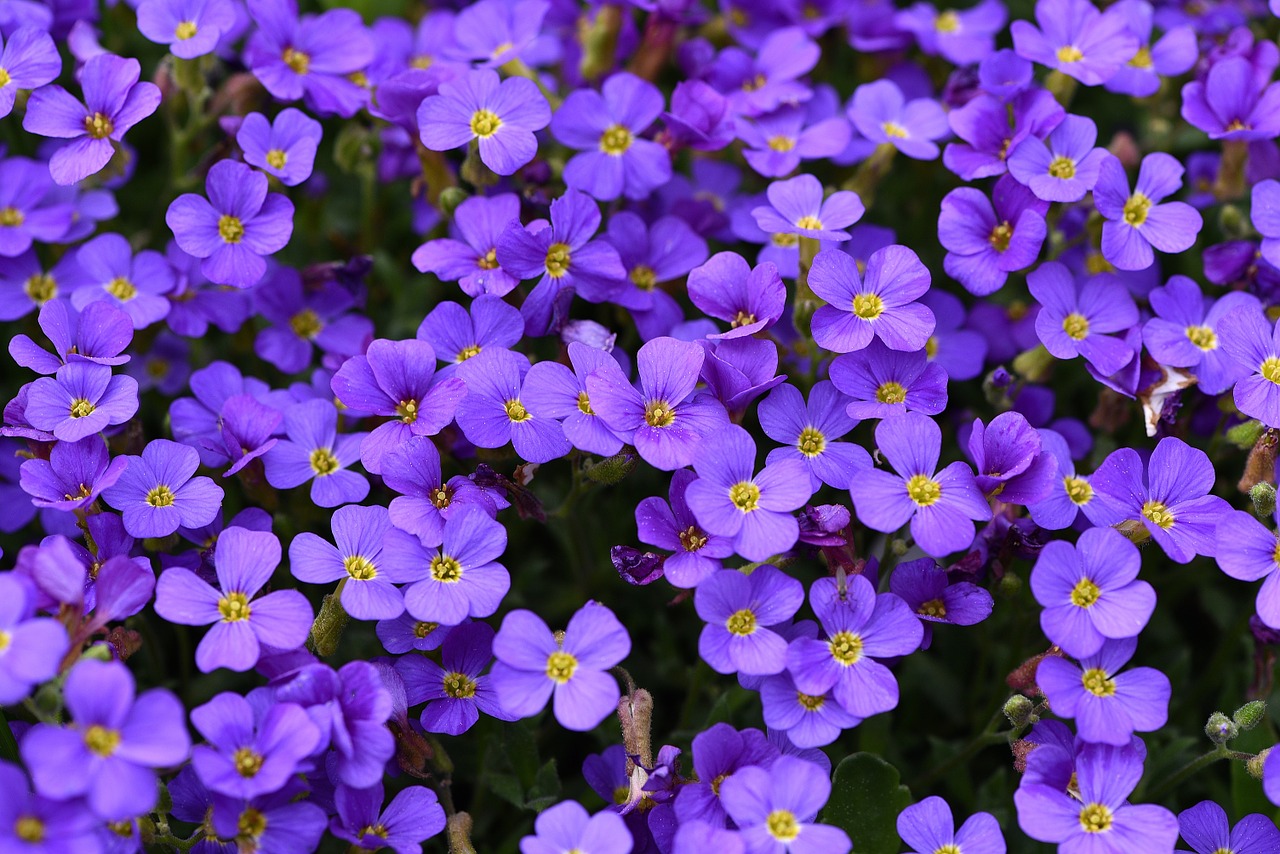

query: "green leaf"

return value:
[527, 759, 561, 809]
[0, 708, 17, 764]
[822, 753, 912, 854]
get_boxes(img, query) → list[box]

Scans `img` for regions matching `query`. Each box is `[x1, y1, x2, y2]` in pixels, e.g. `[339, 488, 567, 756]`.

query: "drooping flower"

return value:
[888, 557, 995, 648]
[166, 159, 295, 289]
[10, 299, 133, 375]
[1010, 0, 1139, 85]
[808, 245, 935, 353]
[687, 252, 786, 339]
[966, 411, 1057, 505]
[236, 108, 322, 186]
[694, 566, 803, 676]
[418, 69, 550, 176]
[1094, 153, 1202, 271]
[18, 435, 127, 511]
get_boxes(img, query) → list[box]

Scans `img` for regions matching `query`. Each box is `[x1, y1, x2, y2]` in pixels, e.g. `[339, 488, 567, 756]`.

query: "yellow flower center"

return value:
[0, 68, 10, 88]
[882, 121, 909, 138]
[576, 391, 594, 415]
[290, 308, 323, 339]
[175, 20, 198, 40]
[411, 55, 433, 69]
[431, 486, 452, 509]
[83, 724, 121, 757]
[1081, 667, 1117, 697]
[266, 149, 287, 170]
[414, 621, 439, 639]
[456, 344, 482, 362]
[443, 671, 477, 699]
[742, 73, 767, 92]
[1062, 313, 1090, 340]
[1079, 802, 1113, 833]
[1186, 325, 1217, 350]
[430, 555, 463, 583]
[396, 399, 419, 424]
[630, 264, 657, 291]
[796, 692, 825, 711]
[644, 400, 676, 428]
[146, 484, 174, 507]
[470, 109, 502, 138]
[771, 232, 799, 248]
[1071, 577, 1101, 608]
[218, 591, 252, 622]
[829, 630, 864, 665]
[729, 482, 761, 512]
[233, 747, 264, 777]
[1065, 476, 1093, 505]
[1057, 45, 1084, 63]
[731, 310, 757, 328]
[1141, 499, 1174, 529]
[906, 473, 942, 507]
[0, 206, 23, 227]
[546, 650, 577, 683]
[15, 817, 44, 843]
[679, 526, 707, 552]
[935, 10, 960, 31]
[767, 135, 796, 152]
[1129, 46, 1152, 68]
[766, 810, 800, 842]
[853, 292, 884, 320]
[1260, 356, 1280, 384]
[935, 846, 962, 854]
[989, 221, 1013, 252]
[360, 824, 390, 840]
[83, 112, 114, 139]
[600, 124, 633, 155]
[797, 426, 825, 457]
[0, 630, 9, 652]
[239, 809, 267, 838]
[504, 398, 531, 422]
[344, 555, 377, 581]
[106, 276, 137, 301]
[795, 215, 824, 231]
[876, 381, 907, 404]
[218, 214, 244, 244]
[282, 47, 310, 74]
[1123, 193, 1151, 227]
[309, 447, 340, 476]
[477, 248, 499, 270]
[69, 397, 96, 419]
[1048, 155, 1077, 179]
[24, 273, 56, 303]
[1227, 119, 1251, 132]
[918, 598, 947, 618]
[545, 242, 572, 278]
[725, 608, 757, 636]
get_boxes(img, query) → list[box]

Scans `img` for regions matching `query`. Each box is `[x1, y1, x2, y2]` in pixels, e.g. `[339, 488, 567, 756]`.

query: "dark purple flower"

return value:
[19, 436, 127, 511]
[381, 436, 497, 548]
[944, 88, 1064, 181]
[688, 252, 786, 338]
[966, 411, 1057, 504]
[635, 469, 733, 589]
[396, 621, 512, 736]
[1181, 57, 1280, 141]
[939, 175, 1048, 296]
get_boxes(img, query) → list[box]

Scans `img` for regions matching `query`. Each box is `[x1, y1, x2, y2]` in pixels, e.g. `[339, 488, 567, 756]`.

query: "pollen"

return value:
[218, 214, 245, 244]
[796, 692, 825, 711]
[0, 630, 9, 652]
[797, 426, 826, 457]
[1129, 46, 1152, 68]
[1078, 803, 1113, 833]
[470, 109, 502, 138]
[146, 484, 175, 507]
[83, 112, 114, 139]
[630, 264, 657, 291]
[431, 554, 463, 582]
[238, 808, 268, 838]
[545, 650, 577, 683]
[678, 525, 707, 552]
[795, 215, 824, 231]
[106, 276, 137, 301]
[0, 206, 23, 226]
[725, 609, 757, 636]
[576, 391, 594, 415]
[852, 292, 885, 320]
[396, 399, 419, 423]
[477, 248, 499, 270]
[14, 817, 43, 843]
[83, 725, 121, 757]
[918, 598, 947, 618]
[828, 630, 864, 665]
[766, 810, 800, 842]
[1262, 356, 1280, 384]
[1081, 667, 1117, 697]
[233, 747, 264, 778]
[925, 337, 938, 358]
[1185, 325, 1217, 350]
[934, 9, 960, 31]
[1062, 312, 1090, 340]
[175, 20, 198, 40]
[906, 473, 942, 507]
[24, 273, 56, 303]
[1071, 577, 1101, 608]
[771, 232, 799, 248]
[767, 135, 796, 152]
[309, 447, 340, 476]
[728, 481, 761, 512]
[742, 73, 767, 92]
[600, 124, 633, 155]
[443, 671, 478, 699]
[266, 149, 287, 170]
[282, 47, 310, 74]
[414, 621, 439, 639]
[1227, 119, 1251, 132]
[504, 398, 531, 422]
[218, 591, 252, 622]
[1123, 193, 1152, 227]
[1142, 499, 1175, 529]
[1056, 45, 1084, 63]
[1064, 477, 1093, 505]
[544, 242, 572, 278]
[876, 381, 907, 405]
[69, 397, 96, 419]
[432, 486, 452, 509]
[1048, 155, 1076, 179]
[732, 310, 757, 327]
[0, 68, 10, 88]
[457, 344, 482, 361]
[989, 221, 1013, 252]
[290, 308, 323, 339]
[344, 555, 377, 580]
[644, 399, 676, 428]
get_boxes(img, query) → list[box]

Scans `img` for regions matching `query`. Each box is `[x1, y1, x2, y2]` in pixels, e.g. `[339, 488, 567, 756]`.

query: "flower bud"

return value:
[1218, 204, 1247, 238]
[1205, 711, 1238, 744]
[309, 588, 349, 657]
[1012, 345, 1055, 383]
[997, 572, 1022, 597]
[1003, 694, 1035, 728]
[1233, 700, 1267, 730]
[1248, 747, 1271, 780]
[437, 187, 470, 219]
[1251, 483, 1277, 519]
[1227, 419, 1265, 450]
[584, 451, 638, 485]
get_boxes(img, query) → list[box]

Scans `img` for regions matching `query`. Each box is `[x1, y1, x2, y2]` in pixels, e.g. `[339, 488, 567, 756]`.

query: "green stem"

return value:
[0, 707, 19, 763]
[1145, 744, 1232, 801]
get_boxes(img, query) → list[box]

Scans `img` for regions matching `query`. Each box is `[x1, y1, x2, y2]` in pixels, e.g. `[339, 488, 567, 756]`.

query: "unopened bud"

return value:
[447, 812, 478, 854]
[1248, 747, 1271, 780]
[1251, 483, 1277, 518]
[889, 538, 909, 557]
[1233, 700, 1267, 730]
[584, 451, 638, 485]
[1003, 694, 1035, 728]
[437, 187, 469, 218]
[998, 572, 1023, 597]
[1227, 419, 1266, 450]
[617, 688, 654, 772]
[1012, 345, 1055, 383]
[1218, 204, 1247, 239]
[309, 587, 349, 657]
[1205, 711, 1238, 744]
[1240, 430, 1279, 494]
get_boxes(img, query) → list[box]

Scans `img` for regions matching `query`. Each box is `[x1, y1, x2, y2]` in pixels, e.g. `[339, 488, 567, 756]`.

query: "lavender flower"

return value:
[385, 507, 510, 626]
[263, 399, 369, 508]
[1181, 57, 1280, 141]
[0, 27, 60, 119]
[23, 362, 138, 442]
[898, 797, 1005, 854]
[412, 196, 522, 298]
[1036, 637, 1171, 745]
[1142, 276, 1258, 394]
[0, 573, 68, 705]
[758, 381, 869, 491]
[1028, 262, 1137, 376]
[719, 756, 852, 854]
[829, 339, 949, 421]
[1177, 800, 1280, 854]
[101, 439, 223, 538]
[136, 0, 235, 59]
[1007, 114, 1108, 203]
[519, 801, 632, 854]
[418, 70, 550, 176]
[808, 245, 935, 354]
[190, 692, 322, 799]
[289, 504, 414, 621]
[1010, 0, 1139, 85]
[750, 174, 864, 243]
[694, 566, 803, 676]
[1094, 153, 1202, 271]
[236, 108, 322, 186]
[939, 175, 1047, 297]
[848, 79, 948, 160]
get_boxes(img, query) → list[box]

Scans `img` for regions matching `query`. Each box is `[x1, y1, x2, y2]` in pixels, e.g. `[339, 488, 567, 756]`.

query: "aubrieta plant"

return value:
[7, 0, 1280, 851]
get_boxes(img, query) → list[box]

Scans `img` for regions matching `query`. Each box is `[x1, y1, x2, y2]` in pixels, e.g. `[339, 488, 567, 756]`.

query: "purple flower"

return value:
[1094, 153, 1202, 271]
[21, 659, 190, 820]
[412, 195, 522, 298]
[586, 336, 728, 471]
[0, 157, 74, 256]
[685, 425, 811, 562]
[519, 800, 632, 854]
[384, 507, 510, 626]
[635, 469, 734, 589]
[719, 756, 852, 854]
[1253, 179, 1280, 269]
[190, 692, 322, 799]
[939, 175, 1048, 297]
[0, 27, 60, 119]
[750, 174, 864, 243]
[849, 412, 993, 558]
[454, 347, 571, 464]
[166, 159, 295, 289]
[663, 79, 735, 152]
[759, 381, 869, 491]
[898, 796, 1005, 854]
[1011, 0, 1139, 85]
[1215, 509, 1280, 629]
[674, 724, 778, 826]
[521, 342, 627, 457]
[604, 211, 708, 316]
[1031, 527, 1156, 658]
[787, 575, 923, 717]
[808, 245, 934, 353]
[332, 783, 447, 853]
[0, 250, 83, 321]
[1142, 276, 1258, 394]
[417, 294, 524, 377]
[496, 189, 627, 335]
[944, 88, 1064, 181]
[102, 439, 223, 538]
[70, 232, 175, 329]
[889, 558, 994, 649]
[687, 252, 786, 339]
[1008, 114, 1108, 203]
[0, 573, 67, 705]
[1181, 57, 1280, 141]
[19, 435, 127, 511]
[1016, 742, 1176, 850]
[418, 70, 550, 176]
[0, 761, 102, 853]
[154, 527, 313, 671]
[209, 780, 328, 853]
[263, 399, 369, 508]
[1090, 436, 1230, 563]
[1218, 306, 1280, 427]
[715, 27, 819, 118]
[694, 566, 803, 676]
[737, 106, 851, 178]
[895, 0, 1007, 65]
[966, 411, 1057, 504]
[698, 336, 788, 419]
[848, 79, 948, 160]
[1103, 1, 1196, 98]
[244, 0, 374, 118]
[397, 622, 511, 736]
[380, 436, 497, 548]
[759, 670, 861, 749]
[289, 504, 415, 621]
[22, 53, 161, 185]
[1029, 262, 1138, 376]
[449, 0, 548, 68]
[236, 108, 322, 186]
[1178, 800, 1280, 854]
[1036, 637, 1171, 745]
[253, 268, 374, 374]
[490, 602, 630, 731]
[136, 0, 235, 59]
[830, 338, 949, 421]
[23, 362, 138, 442]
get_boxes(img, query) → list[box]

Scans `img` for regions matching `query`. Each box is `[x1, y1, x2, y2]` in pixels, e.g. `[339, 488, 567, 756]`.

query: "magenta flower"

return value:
[418, 70, 550, 176]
